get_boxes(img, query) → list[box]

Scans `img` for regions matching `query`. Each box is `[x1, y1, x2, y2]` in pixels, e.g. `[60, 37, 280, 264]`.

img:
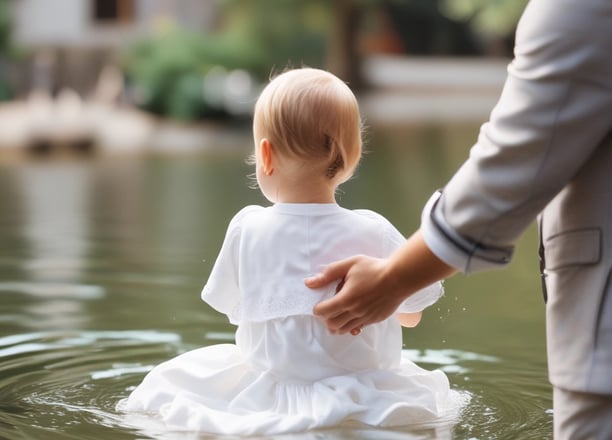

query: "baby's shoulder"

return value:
[349, 208, 405, 244]
[228, 205, 266, 229]
[351, 208, 392, 226]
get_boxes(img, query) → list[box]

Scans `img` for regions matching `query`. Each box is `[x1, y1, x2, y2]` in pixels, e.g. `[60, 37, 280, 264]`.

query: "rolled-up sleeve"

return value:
[421, 190, 513, 273]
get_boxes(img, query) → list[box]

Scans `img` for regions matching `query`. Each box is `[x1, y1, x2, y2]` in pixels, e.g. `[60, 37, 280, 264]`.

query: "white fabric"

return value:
[119, 203, 455, 435]
[202, 203, 442, 324]
[119, 316, 458, 436]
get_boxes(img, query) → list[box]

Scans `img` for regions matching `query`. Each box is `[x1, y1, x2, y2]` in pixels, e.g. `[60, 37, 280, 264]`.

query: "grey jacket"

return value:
[421, 0, 612, 394]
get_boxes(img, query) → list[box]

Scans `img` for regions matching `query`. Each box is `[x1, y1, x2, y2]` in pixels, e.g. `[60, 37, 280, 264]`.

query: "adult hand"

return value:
[305, 230, 457, 335]
[305, 255, 405, 334]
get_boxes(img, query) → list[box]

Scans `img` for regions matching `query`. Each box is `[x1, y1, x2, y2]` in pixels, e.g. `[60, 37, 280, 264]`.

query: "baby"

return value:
[118, 67, 456, 436]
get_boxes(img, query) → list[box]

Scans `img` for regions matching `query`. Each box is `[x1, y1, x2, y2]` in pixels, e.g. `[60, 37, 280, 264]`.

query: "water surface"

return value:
[0, 124, 552, 439]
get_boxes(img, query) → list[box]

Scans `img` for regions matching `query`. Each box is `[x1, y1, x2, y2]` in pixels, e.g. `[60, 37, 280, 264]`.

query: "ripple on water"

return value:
[0, 331, 551, 439]
[449, 355, 552, 439]
[0, 330, 183, 439]
[0, 281, 108, 334]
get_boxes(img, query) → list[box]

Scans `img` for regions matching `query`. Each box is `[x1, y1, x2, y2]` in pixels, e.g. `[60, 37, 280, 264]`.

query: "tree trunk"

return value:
[325, 0, 363, 90]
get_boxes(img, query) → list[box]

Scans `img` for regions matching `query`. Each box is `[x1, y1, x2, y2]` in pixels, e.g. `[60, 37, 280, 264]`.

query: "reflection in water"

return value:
[3, 163, 104, 332]
[0, 131, 552, 439]
[18, 163, 90, 282]
[0, 282, 104, 299]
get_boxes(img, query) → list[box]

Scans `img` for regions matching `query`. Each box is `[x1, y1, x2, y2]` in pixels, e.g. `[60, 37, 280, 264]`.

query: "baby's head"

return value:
[253, 68, 362, 184]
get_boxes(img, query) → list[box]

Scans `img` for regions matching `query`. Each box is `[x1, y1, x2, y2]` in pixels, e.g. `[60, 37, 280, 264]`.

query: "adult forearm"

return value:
[383, 229, 457, 301]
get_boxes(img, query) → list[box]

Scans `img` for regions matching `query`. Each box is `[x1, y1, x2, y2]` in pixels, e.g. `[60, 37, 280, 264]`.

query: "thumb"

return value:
[304, 256, 357, 289]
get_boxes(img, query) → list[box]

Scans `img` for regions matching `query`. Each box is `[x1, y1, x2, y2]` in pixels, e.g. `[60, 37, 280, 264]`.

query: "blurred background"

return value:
[1, 2, 554, 440]
[0, 0, 528, 154]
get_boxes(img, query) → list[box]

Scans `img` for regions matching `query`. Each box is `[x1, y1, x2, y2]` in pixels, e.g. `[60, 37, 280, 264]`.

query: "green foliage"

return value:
[221, 0, 329, 74]
[440, 0, 529, 36]
[123, 1, 330, 121]
[0, 0, 13, 101]
[0, 0, 10, 56]
[124, 28, 260, 120]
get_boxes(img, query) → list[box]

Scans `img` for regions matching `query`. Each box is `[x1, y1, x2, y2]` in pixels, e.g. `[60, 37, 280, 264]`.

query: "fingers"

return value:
[318, 311, 363, 336]
[304, 257, 358, 289]
[306, 255, 371, 335]
[312, 294, 346, 320]
[314, 299, 365, 333]
[339, 318, 365, 335]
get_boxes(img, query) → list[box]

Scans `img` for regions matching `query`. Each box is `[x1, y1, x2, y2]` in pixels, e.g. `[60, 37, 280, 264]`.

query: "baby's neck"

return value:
[274, 192, 336, 204]
[272, 180, 337, 204]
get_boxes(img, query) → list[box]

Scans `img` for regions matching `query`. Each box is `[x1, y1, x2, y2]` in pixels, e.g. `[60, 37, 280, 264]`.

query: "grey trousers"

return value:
[553, 387, 612, 440]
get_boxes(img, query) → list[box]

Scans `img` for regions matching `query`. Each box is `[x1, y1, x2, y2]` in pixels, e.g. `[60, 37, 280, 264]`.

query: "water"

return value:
[0, 124, 552, 439]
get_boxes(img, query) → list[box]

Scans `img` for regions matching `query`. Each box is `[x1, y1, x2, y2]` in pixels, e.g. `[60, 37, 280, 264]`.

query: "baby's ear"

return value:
[259, 138, 275, 176]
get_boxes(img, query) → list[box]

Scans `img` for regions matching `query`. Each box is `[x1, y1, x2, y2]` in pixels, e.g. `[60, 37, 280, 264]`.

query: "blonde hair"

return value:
[253, 68, 362, 181]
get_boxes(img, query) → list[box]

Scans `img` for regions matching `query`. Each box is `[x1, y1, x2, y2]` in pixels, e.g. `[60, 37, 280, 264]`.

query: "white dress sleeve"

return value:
[380, 214, 443, 313]
[200, 206, 259, 322]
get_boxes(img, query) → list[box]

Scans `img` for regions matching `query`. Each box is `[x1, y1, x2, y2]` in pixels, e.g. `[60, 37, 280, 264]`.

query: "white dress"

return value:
[118, 204, 456, 435]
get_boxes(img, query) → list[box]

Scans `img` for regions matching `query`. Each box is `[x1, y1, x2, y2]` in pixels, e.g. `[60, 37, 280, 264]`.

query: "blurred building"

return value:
[10, 0, 218, 95]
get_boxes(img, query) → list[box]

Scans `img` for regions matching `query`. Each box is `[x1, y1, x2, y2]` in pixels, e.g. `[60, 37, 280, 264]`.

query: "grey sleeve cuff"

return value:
[421, 190, 514, 273]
